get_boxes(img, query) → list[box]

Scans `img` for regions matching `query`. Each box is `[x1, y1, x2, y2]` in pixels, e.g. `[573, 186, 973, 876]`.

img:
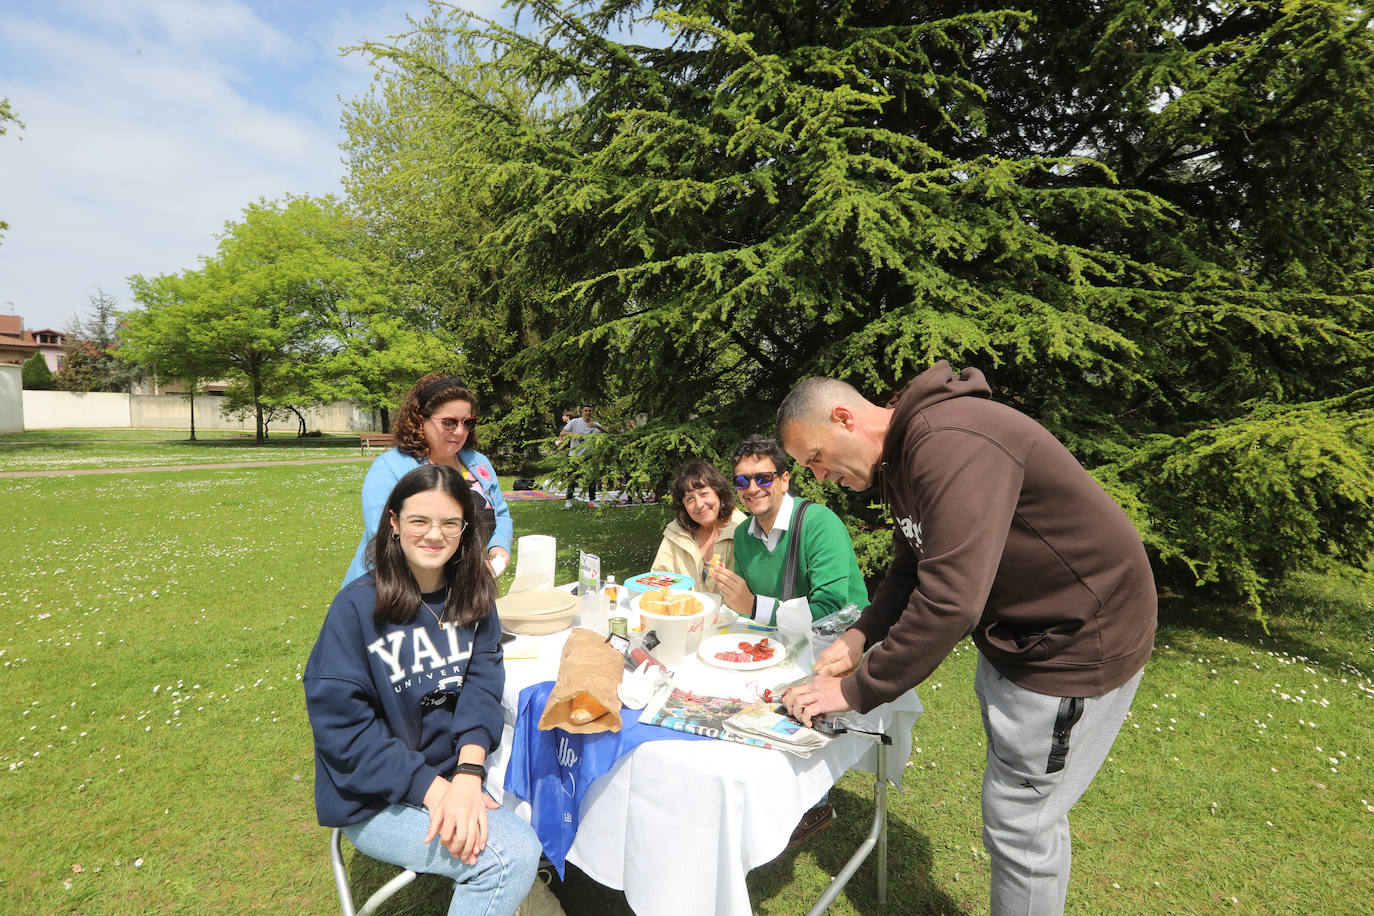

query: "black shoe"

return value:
[787, 803, 835, 848]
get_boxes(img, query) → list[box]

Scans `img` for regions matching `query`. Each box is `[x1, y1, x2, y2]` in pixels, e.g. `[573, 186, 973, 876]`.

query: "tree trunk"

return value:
[289, 405, 307, 437]
[380, 406, 391, 434]
[188, 387, 197, 442]
[252, 375, 265, 444]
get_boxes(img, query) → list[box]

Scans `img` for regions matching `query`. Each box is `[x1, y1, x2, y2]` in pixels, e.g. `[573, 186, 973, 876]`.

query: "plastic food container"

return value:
[632, 590, 718, 665]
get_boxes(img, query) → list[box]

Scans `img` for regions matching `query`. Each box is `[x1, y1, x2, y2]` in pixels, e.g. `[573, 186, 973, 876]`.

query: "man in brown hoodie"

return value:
[776, 362, 1156, 916]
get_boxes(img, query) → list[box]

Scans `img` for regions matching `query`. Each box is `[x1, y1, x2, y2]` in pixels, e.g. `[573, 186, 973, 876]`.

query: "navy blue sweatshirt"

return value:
[304, 575, 506, 827]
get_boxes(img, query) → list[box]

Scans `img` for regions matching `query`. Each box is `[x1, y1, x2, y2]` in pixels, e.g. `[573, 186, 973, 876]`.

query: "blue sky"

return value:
[0, 0, 510, 332]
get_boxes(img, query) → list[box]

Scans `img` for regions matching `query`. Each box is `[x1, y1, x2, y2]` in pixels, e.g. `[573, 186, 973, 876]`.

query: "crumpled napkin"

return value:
[617, 659, 672, 710]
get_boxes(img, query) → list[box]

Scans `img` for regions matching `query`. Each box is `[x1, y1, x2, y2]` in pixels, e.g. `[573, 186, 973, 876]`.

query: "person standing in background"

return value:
[557, 404, 606, 508]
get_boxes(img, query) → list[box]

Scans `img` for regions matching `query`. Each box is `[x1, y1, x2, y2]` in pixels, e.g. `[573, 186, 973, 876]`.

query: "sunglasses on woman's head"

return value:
[734, 472, 782, 489]
[432, 415, 478, 431]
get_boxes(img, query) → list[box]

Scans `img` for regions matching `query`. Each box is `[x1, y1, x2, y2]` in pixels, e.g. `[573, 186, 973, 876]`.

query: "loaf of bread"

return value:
[640, 587, 703, 617]
[536, 628, 624, 734]
[569, 692, 608, 725]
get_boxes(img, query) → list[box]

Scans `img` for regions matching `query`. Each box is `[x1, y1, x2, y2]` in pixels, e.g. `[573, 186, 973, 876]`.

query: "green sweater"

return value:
[732, 497, 869, 622]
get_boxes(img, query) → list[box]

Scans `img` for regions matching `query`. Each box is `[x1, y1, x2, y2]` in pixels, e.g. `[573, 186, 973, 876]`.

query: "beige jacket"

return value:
[650, 509, 749, 595]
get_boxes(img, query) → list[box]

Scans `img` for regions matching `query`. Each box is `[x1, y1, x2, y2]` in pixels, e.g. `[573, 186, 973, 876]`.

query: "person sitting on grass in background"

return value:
[306, 464, 541, 916]
[343, 374, 513, 587]
[651, 460, 749, 597]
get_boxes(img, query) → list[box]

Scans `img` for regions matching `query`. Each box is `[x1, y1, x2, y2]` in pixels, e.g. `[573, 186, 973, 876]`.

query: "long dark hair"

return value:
[393, 373, 481, 457]
[671, 460, 736, 532]
[370, 465, 495, 627]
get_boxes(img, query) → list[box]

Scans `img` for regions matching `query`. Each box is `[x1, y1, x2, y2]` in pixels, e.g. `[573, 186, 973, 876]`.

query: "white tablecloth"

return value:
[484, 626, 923, 916]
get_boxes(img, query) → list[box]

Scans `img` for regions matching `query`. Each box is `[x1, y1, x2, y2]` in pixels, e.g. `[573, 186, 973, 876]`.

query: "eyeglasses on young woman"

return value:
[401, 515, 467, 538]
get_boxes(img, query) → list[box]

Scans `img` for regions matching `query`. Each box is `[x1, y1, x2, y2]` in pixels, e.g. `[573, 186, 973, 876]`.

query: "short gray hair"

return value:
[777, 377, 864, 434]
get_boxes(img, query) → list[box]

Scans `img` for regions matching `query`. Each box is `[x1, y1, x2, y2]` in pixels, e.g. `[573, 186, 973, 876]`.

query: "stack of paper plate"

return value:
[496, 588, 577, 635]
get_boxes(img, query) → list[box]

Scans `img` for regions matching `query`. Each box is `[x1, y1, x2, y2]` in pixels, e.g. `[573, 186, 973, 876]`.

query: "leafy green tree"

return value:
[20, 352, 53, 390]
[122, 271, 223, 440]
[0, 96, 21, 242]
[126, 195, 455, 441]
[353, 0, 1374, 610]
[127, 197, 367, 442]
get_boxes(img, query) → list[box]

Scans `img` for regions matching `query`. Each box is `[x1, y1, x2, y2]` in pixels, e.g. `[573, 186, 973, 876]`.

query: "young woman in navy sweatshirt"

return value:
[306, 464, 539, 915]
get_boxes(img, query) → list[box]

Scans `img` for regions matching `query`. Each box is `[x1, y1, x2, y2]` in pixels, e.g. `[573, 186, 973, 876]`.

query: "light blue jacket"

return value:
[343, 447, 513, 586]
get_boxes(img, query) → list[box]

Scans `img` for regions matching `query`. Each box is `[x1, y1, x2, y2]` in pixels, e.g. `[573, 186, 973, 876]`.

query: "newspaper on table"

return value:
[723, 704, 829, 756]
[641, 685, 832, 758]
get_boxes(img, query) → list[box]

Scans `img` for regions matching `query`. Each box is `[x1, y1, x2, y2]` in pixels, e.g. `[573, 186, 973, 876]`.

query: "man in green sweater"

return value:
[714, 434, 869, 624]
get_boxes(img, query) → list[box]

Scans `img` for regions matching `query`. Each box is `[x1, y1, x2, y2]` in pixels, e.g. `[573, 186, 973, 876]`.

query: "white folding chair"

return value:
[329, 827, 419, 916]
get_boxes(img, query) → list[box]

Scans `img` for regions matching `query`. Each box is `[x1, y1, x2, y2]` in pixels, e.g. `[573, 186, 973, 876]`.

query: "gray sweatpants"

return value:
[975, 654, 1144, 916]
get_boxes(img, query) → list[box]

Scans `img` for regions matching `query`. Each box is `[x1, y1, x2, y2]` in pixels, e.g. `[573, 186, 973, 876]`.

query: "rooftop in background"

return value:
[0, 313, 67, 370]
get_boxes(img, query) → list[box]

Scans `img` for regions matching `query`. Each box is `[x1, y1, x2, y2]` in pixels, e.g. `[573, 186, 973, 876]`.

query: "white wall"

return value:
[0, 365, 22, 433]
[22, 390, 131, 429]
[19, 390, 374, 432]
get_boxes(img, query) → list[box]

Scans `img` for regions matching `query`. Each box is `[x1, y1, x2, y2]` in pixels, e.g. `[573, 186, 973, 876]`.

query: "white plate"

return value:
[697, 633, 782, 670]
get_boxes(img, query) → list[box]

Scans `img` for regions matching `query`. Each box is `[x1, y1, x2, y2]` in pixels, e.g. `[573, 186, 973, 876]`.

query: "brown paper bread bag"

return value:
[537, 627, 625, 733]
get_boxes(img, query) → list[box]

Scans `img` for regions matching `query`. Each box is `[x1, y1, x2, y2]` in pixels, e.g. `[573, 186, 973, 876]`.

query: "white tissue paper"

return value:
[617, 660, 672, 710]
[775, 597, 815, 668]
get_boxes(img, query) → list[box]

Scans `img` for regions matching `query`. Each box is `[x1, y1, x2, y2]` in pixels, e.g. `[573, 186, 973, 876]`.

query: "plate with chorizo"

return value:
[697, 633, 782, 670]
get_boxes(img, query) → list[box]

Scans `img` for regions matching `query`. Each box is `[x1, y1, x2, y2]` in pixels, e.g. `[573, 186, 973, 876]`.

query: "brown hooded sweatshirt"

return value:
[840, 362, 1156, 714]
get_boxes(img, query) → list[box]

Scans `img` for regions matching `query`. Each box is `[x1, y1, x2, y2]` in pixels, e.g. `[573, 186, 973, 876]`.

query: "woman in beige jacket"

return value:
[651, 461, 748, 596]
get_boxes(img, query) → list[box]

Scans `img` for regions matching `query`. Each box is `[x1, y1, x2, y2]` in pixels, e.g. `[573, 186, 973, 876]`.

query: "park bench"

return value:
[359, 433, 395, 455]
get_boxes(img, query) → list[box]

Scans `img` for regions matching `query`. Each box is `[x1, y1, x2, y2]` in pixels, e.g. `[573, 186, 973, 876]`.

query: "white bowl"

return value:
[497, 588, 577, 635]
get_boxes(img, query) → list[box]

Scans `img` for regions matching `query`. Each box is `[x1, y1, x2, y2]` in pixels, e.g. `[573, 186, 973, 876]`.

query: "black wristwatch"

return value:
[453, 762, 487, 782]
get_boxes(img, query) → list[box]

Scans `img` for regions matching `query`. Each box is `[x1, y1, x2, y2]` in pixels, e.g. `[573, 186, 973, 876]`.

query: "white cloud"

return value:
[0, 0, 431, 330]
[66, 0, 310, 66]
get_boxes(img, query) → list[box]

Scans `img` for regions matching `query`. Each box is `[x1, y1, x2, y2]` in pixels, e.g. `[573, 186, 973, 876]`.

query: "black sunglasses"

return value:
[432, 415, 478, 431]
[734, 472, 783, 489]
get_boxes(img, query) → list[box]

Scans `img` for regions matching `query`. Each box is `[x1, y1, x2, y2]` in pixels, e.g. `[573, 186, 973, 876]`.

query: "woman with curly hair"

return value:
[650, 460, 748, 595]
[344, 374, 513, 586]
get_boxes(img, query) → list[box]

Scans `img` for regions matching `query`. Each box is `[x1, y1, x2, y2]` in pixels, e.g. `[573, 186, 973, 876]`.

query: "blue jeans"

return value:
[343, 803, 541, 916]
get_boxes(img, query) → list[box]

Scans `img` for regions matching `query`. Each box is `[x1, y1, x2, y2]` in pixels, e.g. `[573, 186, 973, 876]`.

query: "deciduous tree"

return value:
[123, 271, 222, 440]
[0, 96, 21, 242]
[126, 195, 456, 442]
[343, 14, 570, 451]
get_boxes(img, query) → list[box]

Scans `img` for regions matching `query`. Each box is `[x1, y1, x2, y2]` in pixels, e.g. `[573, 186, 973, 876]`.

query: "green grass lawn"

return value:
[0, 428, 368, 472]
[0, 456, 1370, 915]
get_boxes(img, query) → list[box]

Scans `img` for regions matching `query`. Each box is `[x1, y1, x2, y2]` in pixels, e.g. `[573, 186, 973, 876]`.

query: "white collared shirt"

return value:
[744, 491, 795, 624]
[745, 491, 795, 553]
